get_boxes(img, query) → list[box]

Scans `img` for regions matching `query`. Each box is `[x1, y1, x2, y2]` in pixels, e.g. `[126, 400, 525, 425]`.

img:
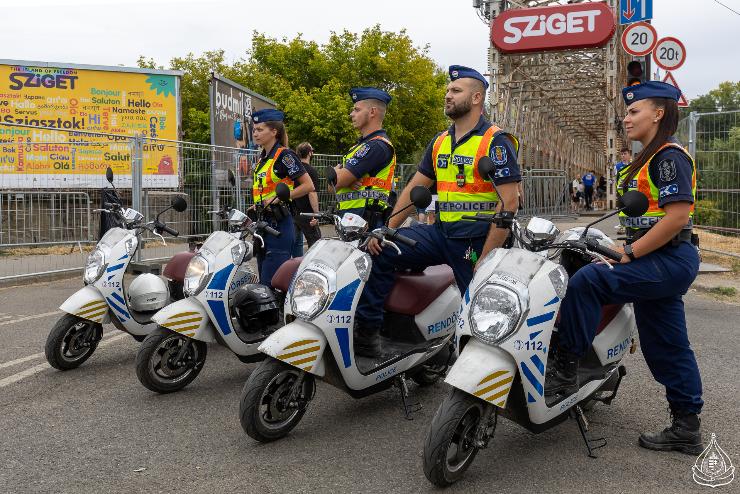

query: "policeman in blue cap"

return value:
[353, 65, 521, 358]
[546, 80, 704, 454]
[333, 87, 396, 227]
[250, 109, 315, 285]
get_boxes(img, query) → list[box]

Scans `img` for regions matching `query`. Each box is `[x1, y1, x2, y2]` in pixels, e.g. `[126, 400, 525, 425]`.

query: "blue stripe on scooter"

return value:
[544, 296, 559, 306]
[106, 297, 129, 320]
[208, 264, 235, 291]
[328, 279, 361, 311]
[117, 254, 129, 261]
[526, 311, 555, 327]
[110, 291, 126, 306]
[529, 330, 542, 341]
[464, 287, 470, 305]
[207, 299, 232, 336]
[530, 354, 545, 375]
[520, 361, 543, 396]
[106, 263, 125, 273]
[335, 328, 352, 368]
[528, 392, 537, 403]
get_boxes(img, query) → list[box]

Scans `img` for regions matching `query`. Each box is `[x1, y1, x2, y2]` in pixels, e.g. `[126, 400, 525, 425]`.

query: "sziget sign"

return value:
[491, 2, 616, 54]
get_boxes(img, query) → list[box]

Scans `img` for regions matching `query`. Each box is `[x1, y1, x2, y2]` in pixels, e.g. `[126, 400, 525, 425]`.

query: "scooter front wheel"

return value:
[45, 314, 103, 370]
[239, 358, 315, 443]
[135, 326, 207, 393]
[423, 388, 487, 487]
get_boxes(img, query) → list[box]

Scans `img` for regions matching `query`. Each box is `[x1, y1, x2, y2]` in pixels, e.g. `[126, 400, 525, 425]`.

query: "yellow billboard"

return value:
[0, 60, 181, 188]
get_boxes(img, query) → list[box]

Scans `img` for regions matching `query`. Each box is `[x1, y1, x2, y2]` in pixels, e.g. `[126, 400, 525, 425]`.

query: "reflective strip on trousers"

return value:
[336, 190, 389, 202]
[437, 201, 498, 212]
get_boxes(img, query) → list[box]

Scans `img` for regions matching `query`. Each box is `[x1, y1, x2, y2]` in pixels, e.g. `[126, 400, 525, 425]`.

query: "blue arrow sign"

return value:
[620, 0, 652, 25]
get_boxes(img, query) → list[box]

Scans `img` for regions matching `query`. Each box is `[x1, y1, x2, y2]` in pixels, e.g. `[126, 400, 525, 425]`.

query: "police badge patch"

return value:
[658, 159, 677, 182]
[355, 144, 370, 159]
[491, 145, 507, 165]
[283, 154, 299, 174]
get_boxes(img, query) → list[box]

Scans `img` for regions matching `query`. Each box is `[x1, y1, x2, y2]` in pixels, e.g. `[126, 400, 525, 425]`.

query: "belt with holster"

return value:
[626, 228, 699, 248]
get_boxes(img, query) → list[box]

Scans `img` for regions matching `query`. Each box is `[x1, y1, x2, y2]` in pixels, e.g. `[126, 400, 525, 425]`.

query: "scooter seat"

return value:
[384, 265, 455, 316]
[271, 257, 303, 292]
[162, 251, 196, 282]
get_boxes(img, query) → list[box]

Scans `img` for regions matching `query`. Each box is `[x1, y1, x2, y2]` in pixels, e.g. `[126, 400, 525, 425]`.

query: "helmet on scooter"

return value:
[128, 273, 169, 312]
[233, 284, 280, 341]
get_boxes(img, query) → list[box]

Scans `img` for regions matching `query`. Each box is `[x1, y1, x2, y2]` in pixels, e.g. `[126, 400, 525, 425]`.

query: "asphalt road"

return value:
[1, 277, 738, 493]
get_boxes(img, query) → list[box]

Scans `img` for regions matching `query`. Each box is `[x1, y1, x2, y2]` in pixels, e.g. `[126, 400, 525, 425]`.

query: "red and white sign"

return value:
[662, 72, 689, 107]
[621, 21, 657, 56]
[490, 2, 616, 54]
[653, 37, 686, 71]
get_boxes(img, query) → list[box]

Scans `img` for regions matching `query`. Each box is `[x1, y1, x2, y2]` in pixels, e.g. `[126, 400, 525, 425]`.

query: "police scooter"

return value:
[45, 167, 188, 370]
[422, 158, 651, 486]
[134, 183, 297, 393]
[238, 171, 459, 443]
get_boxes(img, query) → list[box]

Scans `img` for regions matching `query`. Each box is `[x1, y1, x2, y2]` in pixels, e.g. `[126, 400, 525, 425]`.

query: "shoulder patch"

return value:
[490, 145, 508, 165]
[283, 153, 299, 174]
[658, 159, 677, 182]
[355, 143, 371, 159]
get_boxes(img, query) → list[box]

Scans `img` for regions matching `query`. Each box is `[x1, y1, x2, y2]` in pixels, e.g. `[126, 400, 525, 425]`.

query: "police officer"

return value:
[333, 87, 396, 227]
[545, 81, 704, 455]
[251, 109, 315, 285]
[353, 66, 521, 358]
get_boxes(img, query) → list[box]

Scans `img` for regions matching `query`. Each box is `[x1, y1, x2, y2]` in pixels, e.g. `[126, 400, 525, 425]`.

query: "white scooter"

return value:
[422, 158, 650, 486]
[238, 177, 459, 443]
[134, 184, 296, 393]
[45, 167, 189, 370]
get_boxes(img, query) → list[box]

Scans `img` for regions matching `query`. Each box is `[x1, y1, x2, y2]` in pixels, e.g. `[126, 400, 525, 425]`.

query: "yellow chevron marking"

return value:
[494, 400, 507, 408]
[477, 370, 509, 386]
[168, 311, 201, 321]
[473, 376, 514, 398]
[301, 365, 313, 372]
[79, 309, 108, 321]
[80, 300, 107, 309]
[284, 339, 319, 350]
[169, 324, 201, 333]
[181, 331, 195, 338]
[77, 304, 108, 315]
[483, 387, 510, 403]
[278, 345, 320, 360]
[289, 355, 317, 366]
[165, 317, 202, 327]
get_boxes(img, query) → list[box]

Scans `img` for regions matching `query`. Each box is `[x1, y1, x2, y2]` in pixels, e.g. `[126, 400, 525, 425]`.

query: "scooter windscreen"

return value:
[299, 238, 356, 272]
[99, 227, 131, 249]
[199, 230, 239, 257]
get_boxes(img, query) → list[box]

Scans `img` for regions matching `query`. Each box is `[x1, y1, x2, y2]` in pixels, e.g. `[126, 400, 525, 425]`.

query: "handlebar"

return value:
[264, 225, 280, 237]
[585, 239, 623, 262]
[382, 227, 417, 248]
[155, 221, 179, 237]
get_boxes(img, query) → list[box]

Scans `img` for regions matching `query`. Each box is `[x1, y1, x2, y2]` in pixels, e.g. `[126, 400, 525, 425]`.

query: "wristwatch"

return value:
[623, 244, 636, 261]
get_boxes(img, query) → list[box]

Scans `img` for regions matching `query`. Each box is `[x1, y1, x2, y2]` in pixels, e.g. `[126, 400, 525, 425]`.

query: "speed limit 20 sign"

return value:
[653, 36, 686, 70]
[621, 22, 657, 56]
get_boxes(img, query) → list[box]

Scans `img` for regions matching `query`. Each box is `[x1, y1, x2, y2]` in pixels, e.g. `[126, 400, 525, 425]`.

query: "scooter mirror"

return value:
[410, 185, 432, 210]
[325, 166, 337, 186]
[619, 190, 649, 217]
[227, 169, 236, 187]
[171, 196, 188, 212]
[105, 167, 114, 184]
[477, 156, 495, 181]
[275, 182, 291, 202]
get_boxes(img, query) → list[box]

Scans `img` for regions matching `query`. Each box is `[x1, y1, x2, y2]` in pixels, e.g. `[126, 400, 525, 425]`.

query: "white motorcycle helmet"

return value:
[128, 273, 169, 312]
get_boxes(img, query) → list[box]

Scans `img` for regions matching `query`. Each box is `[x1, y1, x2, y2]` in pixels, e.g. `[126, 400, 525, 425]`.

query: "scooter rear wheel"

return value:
[423, 388, 486, 486]
[239, 358, 314, 443]
[135, 326, 207, 393]
[45, 314, 103, 370]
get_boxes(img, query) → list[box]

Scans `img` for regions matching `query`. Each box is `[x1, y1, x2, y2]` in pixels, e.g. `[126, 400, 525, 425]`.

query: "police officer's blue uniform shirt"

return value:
[343, 129, 393, 179]
[417, 116, 520, 238]
[259, 142, 306, 182]
[582, 172, 596, 187]
[649, 138, 694, 208]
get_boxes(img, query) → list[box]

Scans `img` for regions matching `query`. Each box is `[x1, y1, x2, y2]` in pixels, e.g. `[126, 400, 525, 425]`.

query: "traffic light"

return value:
[627, 57, 650, 86]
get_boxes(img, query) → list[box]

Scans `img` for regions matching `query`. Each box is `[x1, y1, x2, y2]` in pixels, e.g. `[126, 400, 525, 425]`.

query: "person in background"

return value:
[615, 147, 631, 177]
[291, 142, 322, 256]
[582, 169, 596, 210]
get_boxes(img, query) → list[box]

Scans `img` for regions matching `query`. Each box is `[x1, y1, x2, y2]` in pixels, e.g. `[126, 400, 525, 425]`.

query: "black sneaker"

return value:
[639, 410, 703, 455]
[544, 347, 579, 397]
[354, 325, 381, 359]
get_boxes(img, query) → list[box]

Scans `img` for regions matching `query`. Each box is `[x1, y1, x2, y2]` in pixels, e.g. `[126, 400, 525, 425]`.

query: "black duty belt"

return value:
[626, 228, 698, 247]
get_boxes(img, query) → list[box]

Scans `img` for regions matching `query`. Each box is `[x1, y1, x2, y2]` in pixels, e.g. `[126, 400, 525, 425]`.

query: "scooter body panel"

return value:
[59, 285, 111, 324]
[152, 297, 216, 343]
[259, 320, 328, 377]
[445, 339, 516, 407]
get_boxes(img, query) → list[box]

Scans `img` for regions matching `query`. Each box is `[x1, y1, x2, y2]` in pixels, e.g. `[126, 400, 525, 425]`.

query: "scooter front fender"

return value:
[59, 285, 110, 324]
[445, 339, 517, 408]
[258, 321, 327, 377]
[152, 298, 217, 343]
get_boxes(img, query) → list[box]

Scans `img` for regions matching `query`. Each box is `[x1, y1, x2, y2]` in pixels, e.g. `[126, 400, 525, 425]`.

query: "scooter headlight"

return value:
[183, 254, 210, 297]
[470, 284, 522, 345]
[84, 247, 107, 284]
[291, 269, 330, 321]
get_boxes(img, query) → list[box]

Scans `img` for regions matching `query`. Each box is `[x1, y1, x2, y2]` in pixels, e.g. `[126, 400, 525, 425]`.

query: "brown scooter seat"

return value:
[162, 251, 196, 282]
[384, 265, 455, 316]
[271, 257, 303, 292]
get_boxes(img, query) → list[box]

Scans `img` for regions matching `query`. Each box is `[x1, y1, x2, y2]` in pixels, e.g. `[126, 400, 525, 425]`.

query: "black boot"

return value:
[544, 347, 579, 397]
[354, 325, 381, 359]
[639, 410, 703, 455]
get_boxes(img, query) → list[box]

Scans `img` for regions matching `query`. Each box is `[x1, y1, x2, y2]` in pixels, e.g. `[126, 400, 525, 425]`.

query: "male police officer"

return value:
[333, 87, 396, 226]
[354, 66, 521, 358]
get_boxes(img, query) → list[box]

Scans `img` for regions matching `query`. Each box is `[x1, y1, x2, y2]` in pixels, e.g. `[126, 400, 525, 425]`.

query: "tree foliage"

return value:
[139, 26, 448, 161]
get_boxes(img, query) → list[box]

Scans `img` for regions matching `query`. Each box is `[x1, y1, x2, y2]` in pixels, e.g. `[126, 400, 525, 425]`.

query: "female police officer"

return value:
[545, 81, 704, 455]
[250, 109, 315, 285]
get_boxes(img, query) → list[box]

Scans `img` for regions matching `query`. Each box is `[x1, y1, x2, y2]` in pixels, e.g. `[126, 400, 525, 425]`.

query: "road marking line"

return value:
[0, 310, 62, 327]
[0, 331, 127, 369]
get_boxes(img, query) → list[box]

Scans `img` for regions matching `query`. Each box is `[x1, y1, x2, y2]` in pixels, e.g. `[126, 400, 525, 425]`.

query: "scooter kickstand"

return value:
[395, 374, 421, 420]
[571, 405, 607, 458]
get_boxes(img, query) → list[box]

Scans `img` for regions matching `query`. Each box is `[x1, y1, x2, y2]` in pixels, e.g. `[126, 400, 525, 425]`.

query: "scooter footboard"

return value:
[152, 299, 217, 343]
[445, 339, 517, 408]
[60, 285, 110, 324]
[258, 321, 327, 377]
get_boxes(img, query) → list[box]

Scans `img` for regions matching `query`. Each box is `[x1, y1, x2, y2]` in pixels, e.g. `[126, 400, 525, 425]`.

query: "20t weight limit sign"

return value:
[653, 37, 686, 71]
[621, 22, 657, 56]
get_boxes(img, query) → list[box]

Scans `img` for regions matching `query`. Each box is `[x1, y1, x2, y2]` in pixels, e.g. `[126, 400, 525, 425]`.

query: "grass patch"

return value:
[708, 286, 737, 297]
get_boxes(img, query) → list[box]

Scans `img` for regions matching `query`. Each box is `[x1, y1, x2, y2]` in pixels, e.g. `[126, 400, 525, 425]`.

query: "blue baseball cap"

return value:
[449, 65, 489, 90]
[622, 81, 682, 105]
[252, 109, 285, 123]
[349, 87, 392, 105]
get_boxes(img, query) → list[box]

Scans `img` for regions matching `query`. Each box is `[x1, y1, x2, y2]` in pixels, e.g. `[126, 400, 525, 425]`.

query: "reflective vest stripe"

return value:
[252, 147, 293, 201]
[337, 135, 396, 211]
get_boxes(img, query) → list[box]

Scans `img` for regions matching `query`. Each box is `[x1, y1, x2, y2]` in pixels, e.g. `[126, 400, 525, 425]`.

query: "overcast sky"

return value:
[2, 0, 738, 99]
